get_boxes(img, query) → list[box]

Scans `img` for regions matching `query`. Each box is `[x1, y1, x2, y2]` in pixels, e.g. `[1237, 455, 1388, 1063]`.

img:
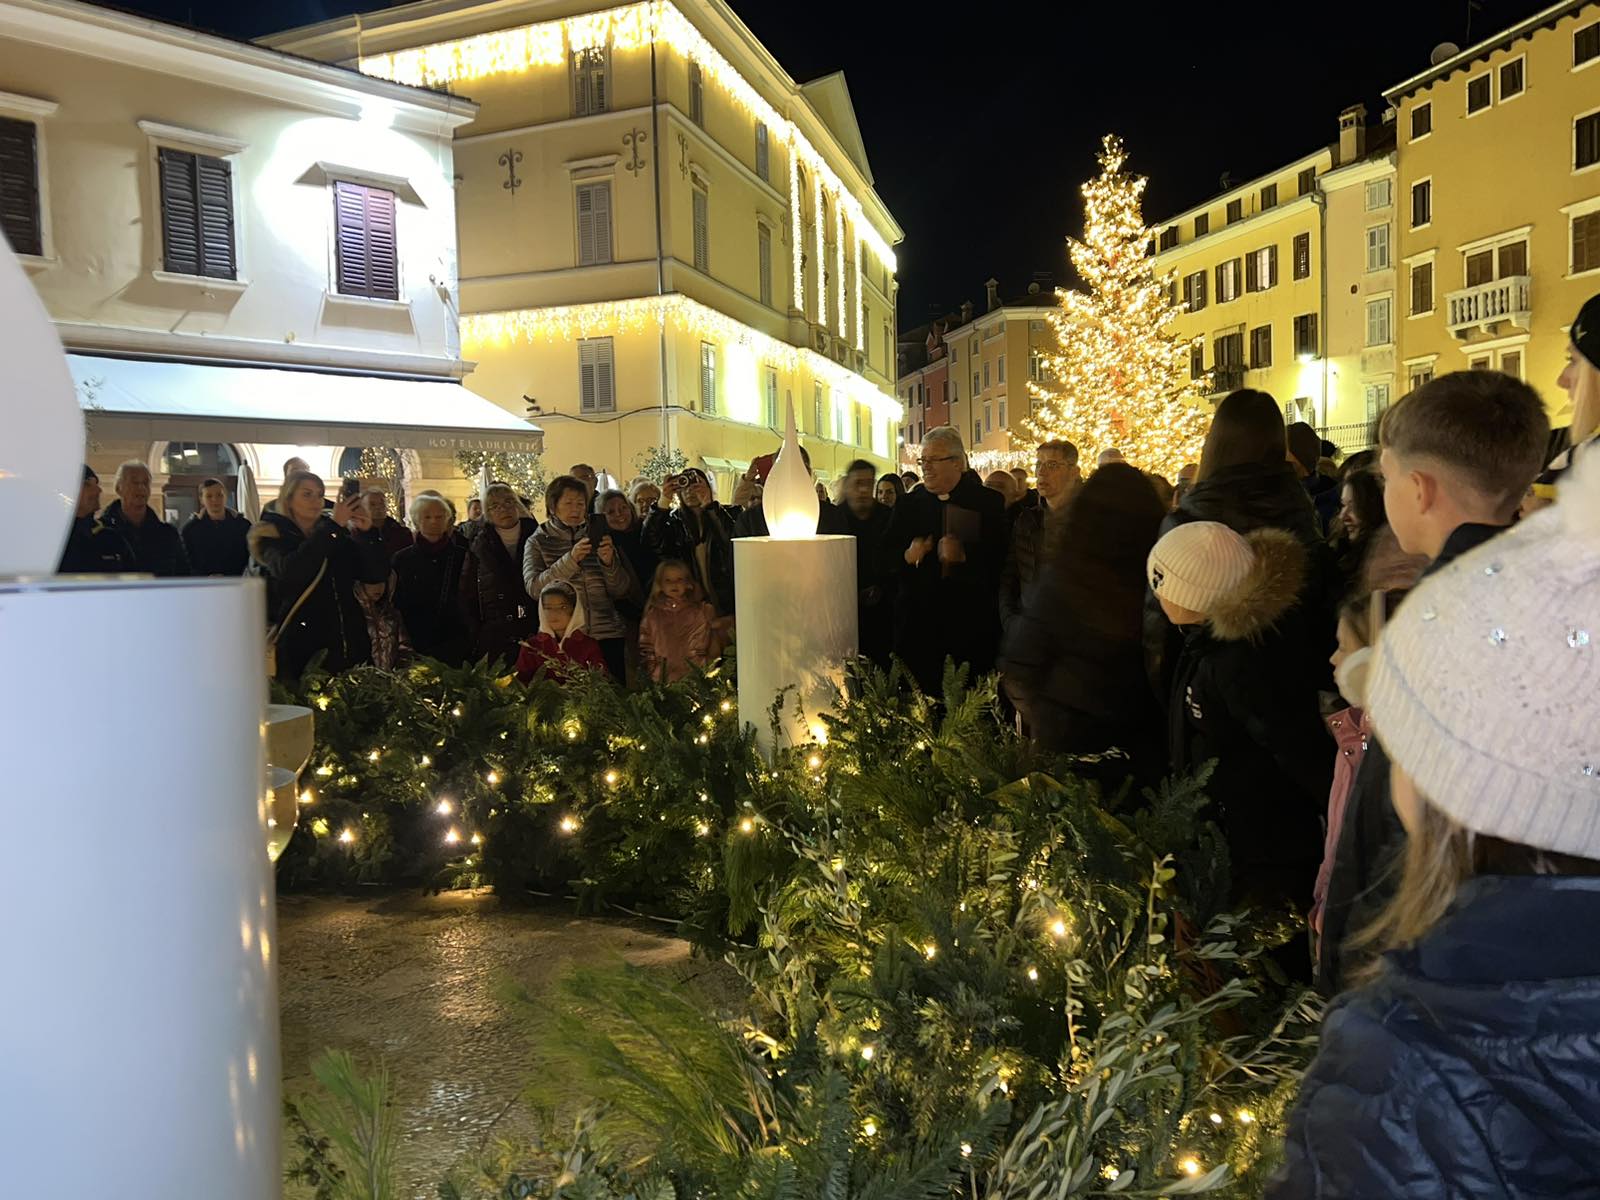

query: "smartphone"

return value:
[587, 514, 609, 545]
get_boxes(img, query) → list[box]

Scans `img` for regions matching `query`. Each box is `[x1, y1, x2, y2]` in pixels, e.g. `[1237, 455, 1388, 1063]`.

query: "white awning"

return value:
[69, 354, 542, 454]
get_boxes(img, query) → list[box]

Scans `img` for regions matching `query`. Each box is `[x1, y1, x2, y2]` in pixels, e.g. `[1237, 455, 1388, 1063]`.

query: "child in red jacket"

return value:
[515, 581, 608, 682]
[639, 559, 728, 682]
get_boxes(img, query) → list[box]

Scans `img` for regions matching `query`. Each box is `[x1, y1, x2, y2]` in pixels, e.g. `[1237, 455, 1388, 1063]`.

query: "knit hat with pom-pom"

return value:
[1367, 446, 1600, 858]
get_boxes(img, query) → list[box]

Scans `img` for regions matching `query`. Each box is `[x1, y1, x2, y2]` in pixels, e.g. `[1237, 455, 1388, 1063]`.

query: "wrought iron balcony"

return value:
[1446, 275, 1532, 339]
[1208, 365, 1245, 396]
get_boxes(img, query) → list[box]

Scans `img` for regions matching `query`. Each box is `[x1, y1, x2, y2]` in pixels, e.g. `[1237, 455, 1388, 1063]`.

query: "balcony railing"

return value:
[1446, 275, 1532, 338]
[1208, 365, 1245, 396]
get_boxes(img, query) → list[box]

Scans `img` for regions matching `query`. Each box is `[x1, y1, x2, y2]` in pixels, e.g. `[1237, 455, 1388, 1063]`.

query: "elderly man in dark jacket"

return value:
[999, 440, 1080, 637]
[181, 477, 252, 575]
[100, 460, 189, 577]
[881, 426, 1007, 694]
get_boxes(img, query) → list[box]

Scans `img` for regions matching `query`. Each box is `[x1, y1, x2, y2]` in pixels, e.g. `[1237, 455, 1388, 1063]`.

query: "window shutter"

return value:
[579, 341, 597, 412]
[1245, 251, 1259, 292]
[692, 188, 708, 272]
[755, 122, 769, 180]
[1267, 244, 1278, 287]
[757, 223, 772, 305]
[576, 185, 595, 264]
[576, 182, 612, 266]
[595, 342, 614, 412]
[159, 148, 202, 276]
[1196, 271, 1206, 308]
[195, 154, 236, 279]
[1215, 263, 1225, 299]
[0, 116, 42, 257]
[334, 180, 369, 296]
[364, 186, 398, 300]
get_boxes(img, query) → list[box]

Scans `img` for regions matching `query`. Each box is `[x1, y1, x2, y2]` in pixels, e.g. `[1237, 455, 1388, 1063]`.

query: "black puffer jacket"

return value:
[181, 509, 252, 576]
[641, 503, 739, 616]
[392, 534, 471, 666]
[249, 511, 388, 680]
[1273, 875, 1600, 1199]
[998, 499, 1056, 635]
[100, 500, 190, 577]
[58, 514, 135, 574]
[460, 518, 538, 667]
[881, 470, 1007, 694]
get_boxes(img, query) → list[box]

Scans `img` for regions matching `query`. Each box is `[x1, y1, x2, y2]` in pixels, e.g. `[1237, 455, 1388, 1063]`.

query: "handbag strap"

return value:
[268, 560, 328, 647]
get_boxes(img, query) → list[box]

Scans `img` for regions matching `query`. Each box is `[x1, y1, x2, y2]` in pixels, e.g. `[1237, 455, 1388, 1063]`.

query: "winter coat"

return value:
[881, 470, 1008, 694]
[514, 586, 608, 682]
[100, 500, 190, 577]
[998, 498, 1058, 635]
[521, 517, 632, 642]
[181, 509, 252, 576]
[58, 514, 135, 574]
[392, 535, 470, 666]
[1272, 875, 1600, 1199]
[375, 516, 414, 560]
[840, 501, 895, 669]
[1303, 470, 1341, 535]
[1002, 558, 1162, 779]
[607, 523, 656, 620]
[1317, 520, 1511, 994]
[1310, 706, 1368, 945]
[248, 511, 388, 679]
[354, 574, 410, 671]
[1147, 460, 1337, 700]
[639, 596, 722, 683]
[1165, 528, 1331, 901]
[641, 503, 739, 616]
[460, 518, 539, 667]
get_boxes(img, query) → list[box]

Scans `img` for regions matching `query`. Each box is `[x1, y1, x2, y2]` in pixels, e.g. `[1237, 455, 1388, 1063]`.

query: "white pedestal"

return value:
[0, 577, 278, 1198]
[734, 535, 858, 755]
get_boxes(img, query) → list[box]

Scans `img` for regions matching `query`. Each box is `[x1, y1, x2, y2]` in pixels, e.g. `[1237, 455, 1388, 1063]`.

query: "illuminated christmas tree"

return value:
[1024, 135, 1211, 479]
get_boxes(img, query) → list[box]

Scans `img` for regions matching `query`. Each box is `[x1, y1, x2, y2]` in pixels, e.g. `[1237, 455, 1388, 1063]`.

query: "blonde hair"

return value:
[277, 470, 324, 511]
[647, 558, 702, 605]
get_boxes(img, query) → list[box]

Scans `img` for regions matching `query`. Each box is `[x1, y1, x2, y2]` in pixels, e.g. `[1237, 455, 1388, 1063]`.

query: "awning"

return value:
[69, 354, 542, 454]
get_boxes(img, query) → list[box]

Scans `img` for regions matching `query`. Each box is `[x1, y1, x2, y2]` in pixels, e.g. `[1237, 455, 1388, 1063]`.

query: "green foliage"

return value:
[457, 450, 548, 507]
[630, 447, 689, 484]
[284, 1051, 398, 1200]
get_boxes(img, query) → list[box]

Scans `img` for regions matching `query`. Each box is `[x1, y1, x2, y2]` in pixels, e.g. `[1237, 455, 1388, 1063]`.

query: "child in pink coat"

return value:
[638, 559, 728, 682]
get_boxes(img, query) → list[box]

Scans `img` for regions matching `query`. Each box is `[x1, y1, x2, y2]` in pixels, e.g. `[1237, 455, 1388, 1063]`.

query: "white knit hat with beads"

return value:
[1366, 449, 1600, 859]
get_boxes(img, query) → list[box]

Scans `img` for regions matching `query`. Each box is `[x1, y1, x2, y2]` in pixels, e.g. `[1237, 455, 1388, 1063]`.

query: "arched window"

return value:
[158, 442, 241, 524]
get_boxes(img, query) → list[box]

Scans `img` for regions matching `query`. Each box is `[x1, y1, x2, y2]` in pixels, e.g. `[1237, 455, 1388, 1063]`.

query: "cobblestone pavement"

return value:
[277, 890, 720, 1198]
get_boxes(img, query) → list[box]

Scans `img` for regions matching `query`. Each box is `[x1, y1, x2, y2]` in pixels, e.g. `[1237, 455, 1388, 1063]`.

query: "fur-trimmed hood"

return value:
[1206, 527, 1305, 642]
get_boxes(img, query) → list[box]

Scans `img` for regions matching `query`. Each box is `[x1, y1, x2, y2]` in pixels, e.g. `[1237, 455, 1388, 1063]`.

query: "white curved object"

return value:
[764, 395, 819, 539]
[0, 233, 82, 576]
[265, 766, 299, 863]
[0, 576, 278, 1197]
[266, 703, 315, 777]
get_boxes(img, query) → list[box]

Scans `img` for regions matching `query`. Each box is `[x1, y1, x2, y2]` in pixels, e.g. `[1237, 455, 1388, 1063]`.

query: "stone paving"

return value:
[277, 890, 724, 1198]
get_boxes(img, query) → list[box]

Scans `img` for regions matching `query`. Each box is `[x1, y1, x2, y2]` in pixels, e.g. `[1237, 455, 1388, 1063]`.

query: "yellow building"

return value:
[267, 0, 903, 500]
[938, 282, 1056, 461]
[1384, 0, 1600, 423]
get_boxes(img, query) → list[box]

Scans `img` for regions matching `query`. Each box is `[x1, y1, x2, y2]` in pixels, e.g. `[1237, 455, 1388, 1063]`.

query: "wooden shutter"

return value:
[0, 116, 42, 257]
[757, 223, 772, 304]
[1245, 251, 1259, 292]
[1195, 270, 1206, 308]
[196, 154, 235, 279]
[1267, 244, 1279, 287]
[576, 182, 611, 266]
[334, 181, 398, 300]
[692, 188, 708, 272]
[159, 148, 201, 275]
[578, 337, 614, 413]
[1215, 263, 1225, 300]
[756, 122, 769, 180]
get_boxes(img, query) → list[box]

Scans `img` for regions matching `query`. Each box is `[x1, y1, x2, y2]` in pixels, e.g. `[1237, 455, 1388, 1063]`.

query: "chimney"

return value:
[960, 299, 974, 324]
[1338, 103, 1367, 165]
[984, 277, 1000, 312]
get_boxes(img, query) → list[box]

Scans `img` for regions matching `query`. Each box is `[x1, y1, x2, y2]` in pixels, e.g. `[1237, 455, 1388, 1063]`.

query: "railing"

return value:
[1446, 275, 1532, 337]
[1317, 422, 1377, 454]
[1208, 365, 1246, 395]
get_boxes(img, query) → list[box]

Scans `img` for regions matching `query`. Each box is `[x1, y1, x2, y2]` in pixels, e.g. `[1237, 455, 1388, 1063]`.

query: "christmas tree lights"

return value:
[1024, 135, 1212, 480]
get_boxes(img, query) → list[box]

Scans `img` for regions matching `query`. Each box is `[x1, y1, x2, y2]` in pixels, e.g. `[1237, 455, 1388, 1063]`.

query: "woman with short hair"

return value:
[460, 483, 539, 667]
[522, 475, 633, 680]
[392, 492, 471, 665]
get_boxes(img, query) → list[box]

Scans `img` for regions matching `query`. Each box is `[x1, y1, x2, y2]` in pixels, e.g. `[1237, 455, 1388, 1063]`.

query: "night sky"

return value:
[119, 0, 1554, 328]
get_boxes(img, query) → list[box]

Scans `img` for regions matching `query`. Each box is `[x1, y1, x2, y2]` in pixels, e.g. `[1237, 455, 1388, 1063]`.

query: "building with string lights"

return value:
[267, 0, 905, 499]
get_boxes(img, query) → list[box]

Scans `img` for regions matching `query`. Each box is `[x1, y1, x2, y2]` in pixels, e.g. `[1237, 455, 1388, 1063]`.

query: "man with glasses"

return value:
[1000, 441, 1081, 635]
[882, 425, 1007, 694]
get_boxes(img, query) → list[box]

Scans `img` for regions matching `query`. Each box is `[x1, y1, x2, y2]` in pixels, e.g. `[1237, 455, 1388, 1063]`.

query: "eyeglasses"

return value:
[919, 454, 960, 469]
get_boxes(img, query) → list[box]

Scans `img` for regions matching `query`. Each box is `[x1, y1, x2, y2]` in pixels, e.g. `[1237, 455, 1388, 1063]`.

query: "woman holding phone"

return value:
[522, 474, 633, 680]
[641, 467, 739, 618]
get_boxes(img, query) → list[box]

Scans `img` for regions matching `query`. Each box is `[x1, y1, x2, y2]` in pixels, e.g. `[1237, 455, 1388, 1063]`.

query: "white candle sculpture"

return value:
[734, 397, 859, 755]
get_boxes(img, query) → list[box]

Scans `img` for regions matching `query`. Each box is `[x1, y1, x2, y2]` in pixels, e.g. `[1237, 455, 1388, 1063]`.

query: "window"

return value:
[971, 336, 979, 356]
[688, 61, 704, 126]
[0, 116, 42, 257]
[1576, 20, 1600, 67]
[1226, 197, 1243, 224]
[757, 223, 772, 305]
[1194, 212, 1209, 237]
[1411, 178, 1431, 228]
[1500, 56, 1524, 100]
[1410, 260, 1434, 313]
[578, 337, 615, 413]
[983, 401, 992, 435]
[1365, 178, 1393, 210]
[755, 122, 769, 182]
[974, 418, 982, 446]
[1366, 296, 1392, 347]
[813, 382, 823, 433]
[764, 367, 778, 427]
[332, 181, 397, 300]
[973, 370, 980, 395]
[1260, 183, 1278, 210]
[692, 186, 709, 273]
[1366, 223, 1391, 271]
[1500, 349, 1524, 379]
[1214, 331, 1244, 368]
[1408, 364, 1434, 392]
[1364, 383, 1391, 424]
[1249, 324, 1273, 369]
[1463, 248, 1492, 286]
[1498, 239, 1528, 278]
[1293, 313, 1319, 358]
[1029, 348, 1044, 381]
[155, 146, 237, 280]
[1574, 211, 1600, 274]
[1578, 112, 1600, 170]
[998, 397, 1008, 428]
[1298, 165, 1317, 195]
[997, 354, 1006, 383]
[854, 405, 862, 447]
[1245, 245, 1277, 292]
[575, 181, 612, 266]
[982, 361, 990, 389]
[1182, 269, 1208, 311]
[1466, 73, 1492, 114]
[1293, 232, 1311, 280]
[699, 342, 716, 414]
[1189, 339, 1205, 379]
[1158, 225, 1179, 250]
[1470, 355, 1492, 370]
[572, 46, 608, 116]
[1411, 102, 1432, 140]
[1215, 258, 1241, 302]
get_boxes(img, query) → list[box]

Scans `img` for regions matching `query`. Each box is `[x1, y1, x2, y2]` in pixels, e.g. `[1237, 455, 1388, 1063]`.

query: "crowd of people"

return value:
[54, 292, 1600, 1193]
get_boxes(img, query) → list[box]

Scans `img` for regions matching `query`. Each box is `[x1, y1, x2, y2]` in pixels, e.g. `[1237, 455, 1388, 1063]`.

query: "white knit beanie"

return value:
[1366, 449, 1600, 859]
[1147, 521, 1255, 614]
